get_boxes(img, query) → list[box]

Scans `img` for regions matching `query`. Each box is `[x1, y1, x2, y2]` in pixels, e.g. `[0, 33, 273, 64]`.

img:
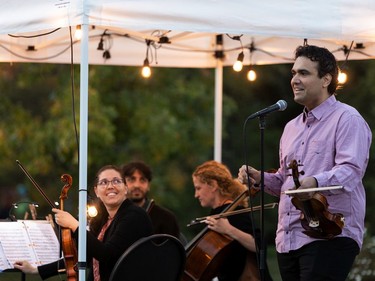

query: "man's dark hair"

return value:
[122, 161, 153, 182]
[295, 45, 339, 95]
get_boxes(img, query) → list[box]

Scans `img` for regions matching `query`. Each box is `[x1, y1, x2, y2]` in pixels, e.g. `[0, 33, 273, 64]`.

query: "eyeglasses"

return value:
[97, 178, 124, 188]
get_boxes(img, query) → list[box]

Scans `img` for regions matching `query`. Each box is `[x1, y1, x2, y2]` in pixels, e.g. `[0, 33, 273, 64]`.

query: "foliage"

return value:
[348, 231, 375, 281]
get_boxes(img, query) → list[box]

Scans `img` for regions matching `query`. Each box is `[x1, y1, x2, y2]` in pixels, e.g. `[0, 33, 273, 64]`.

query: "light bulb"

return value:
[233, 52, 244, 72]
[142, 58, 151, 78]
[87, 205, 98, 218]
[338, 72, 347, 84]
[142, 66, 151, 78]
[247, 69, 257, 81]
[74, 25, 82, 40]
[233, 61, 243, 72]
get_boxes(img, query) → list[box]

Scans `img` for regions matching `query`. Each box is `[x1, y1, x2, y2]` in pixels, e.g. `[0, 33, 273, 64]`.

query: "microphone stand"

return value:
[258, 115, 266, 281]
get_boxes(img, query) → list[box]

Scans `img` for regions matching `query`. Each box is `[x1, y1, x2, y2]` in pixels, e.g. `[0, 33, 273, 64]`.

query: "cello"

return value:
[288, 160, 345, 239]
[182, 190, 260, 281]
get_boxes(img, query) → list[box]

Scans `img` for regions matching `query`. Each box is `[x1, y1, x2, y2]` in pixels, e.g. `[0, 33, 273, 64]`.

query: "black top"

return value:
[210, 204, 252, 281]
[210, 204, 273, 281]
[145, 198, 180, 239]
[38, 199, 153, 281]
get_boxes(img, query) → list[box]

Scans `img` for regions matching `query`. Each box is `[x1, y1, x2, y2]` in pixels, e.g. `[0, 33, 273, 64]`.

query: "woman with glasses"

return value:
[14, 164, 153, 281]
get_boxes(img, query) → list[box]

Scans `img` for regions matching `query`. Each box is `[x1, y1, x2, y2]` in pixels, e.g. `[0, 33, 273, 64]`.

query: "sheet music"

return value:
[0, 220, 60, 271]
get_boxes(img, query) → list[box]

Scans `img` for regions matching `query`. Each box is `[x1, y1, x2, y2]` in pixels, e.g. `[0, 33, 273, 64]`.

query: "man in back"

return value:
[122, 161, 181, 240]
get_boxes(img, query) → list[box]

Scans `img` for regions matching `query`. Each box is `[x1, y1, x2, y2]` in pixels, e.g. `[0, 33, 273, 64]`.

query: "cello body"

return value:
[182, 230, 236, 281]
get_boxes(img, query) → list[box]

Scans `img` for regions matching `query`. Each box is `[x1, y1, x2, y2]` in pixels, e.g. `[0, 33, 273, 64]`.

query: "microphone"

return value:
[248, 100, 287, 119]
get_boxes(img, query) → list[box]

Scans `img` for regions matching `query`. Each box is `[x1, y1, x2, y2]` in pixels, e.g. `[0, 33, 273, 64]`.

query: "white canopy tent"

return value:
[1, 0, 375, 67]
[1, 0, 375, 279]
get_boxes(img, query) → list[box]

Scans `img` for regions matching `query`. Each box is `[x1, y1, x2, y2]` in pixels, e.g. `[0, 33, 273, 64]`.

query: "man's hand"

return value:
[294, 176, 318, 200]
[238, 165, 260, 187]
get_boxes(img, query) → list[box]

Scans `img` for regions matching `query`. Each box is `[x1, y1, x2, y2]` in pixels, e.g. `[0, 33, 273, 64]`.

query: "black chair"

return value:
[109, 234, 186, 281]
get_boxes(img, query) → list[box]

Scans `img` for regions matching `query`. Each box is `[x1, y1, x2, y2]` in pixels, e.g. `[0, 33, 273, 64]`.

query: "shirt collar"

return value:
[303, 94, 337, 122]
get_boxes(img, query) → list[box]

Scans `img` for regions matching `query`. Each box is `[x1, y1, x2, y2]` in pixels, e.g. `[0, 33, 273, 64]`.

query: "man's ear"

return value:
[323, 73, 332, 88]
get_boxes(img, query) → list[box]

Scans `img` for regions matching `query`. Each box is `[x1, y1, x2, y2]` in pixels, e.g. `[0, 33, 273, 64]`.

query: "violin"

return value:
[16, 161, 78, 280]
[59, 174, 78, 281]
[288, 160, 345, 239]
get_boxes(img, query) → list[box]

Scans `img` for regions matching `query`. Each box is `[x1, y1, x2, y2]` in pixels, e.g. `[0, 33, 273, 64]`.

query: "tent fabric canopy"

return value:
[1, 0, 375, 67]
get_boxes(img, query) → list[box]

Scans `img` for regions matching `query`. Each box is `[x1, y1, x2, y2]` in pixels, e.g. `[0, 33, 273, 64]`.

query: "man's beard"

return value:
[129, 188, 147, 203]
[130, 197, 144, 203]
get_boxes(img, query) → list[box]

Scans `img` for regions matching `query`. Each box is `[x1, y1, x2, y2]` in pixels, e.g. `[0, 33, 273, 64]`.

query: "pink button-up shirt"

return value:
[264, 95, 372, 253]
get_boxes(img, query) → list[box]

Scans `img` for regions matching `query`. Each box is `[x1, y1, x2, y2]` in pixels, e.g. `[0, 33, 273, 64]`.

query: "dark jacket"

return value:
[146, 200, 180, 239]
[38, 199, 153, 281]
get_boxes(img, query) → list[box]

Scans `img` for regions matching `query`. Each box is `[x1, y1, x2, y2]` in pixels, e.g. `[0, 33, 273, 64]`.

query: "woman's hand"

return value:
[204, 216, 232, 235]
[52, 208, 79, 232]
[13, 261, 38, 274]
[204, 216, 256, 252]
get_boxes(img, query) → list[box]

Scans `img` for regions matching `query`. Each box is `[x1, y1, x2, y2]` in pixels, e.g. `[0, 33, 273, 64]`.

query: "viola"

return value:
[288, 160, 345, 239]
[182, 190, 260, 281]
[59, 174, 78, 281]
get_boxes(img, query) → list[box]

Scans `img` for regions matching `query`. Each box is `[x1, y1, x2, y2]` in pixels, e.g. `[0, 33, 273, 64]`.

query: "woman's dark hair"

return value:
[89, 164, 123, 236]
[295, 45, 339, 95]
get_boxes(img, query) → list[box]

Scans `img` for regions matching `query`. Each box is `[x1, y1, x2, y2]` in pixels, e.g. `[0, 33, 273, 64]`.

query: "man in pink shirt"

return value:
[239, 45, 372, 281]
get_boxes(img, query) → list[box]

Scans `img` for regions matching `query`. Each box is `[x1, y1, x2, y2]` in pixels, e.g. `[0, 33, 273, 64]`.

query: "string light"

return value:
[103, 50, 111, 59]
[74, 25, 82, 40]
[141, 58, 151, 78]
[7, 28, 361, 82]
[337, 41, 353, 85]
[96, 30, 112, 61]
[247, 68, 257, 82]
[141, 39, 152, 78]
[246, 41, 256, 81]
[233, 51, 244, 72]
[338, 70, 347, 84]
[97, 38, 104, 50]
[226, 34, 245, 72]
[87, 205, 98, 218]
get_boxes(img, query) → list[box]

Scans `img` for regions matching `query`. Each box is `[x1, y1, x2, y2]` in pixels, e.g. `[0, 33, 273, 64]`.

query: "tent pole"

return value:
[78, 22, 89, 280]
[214, 57, 223, 162]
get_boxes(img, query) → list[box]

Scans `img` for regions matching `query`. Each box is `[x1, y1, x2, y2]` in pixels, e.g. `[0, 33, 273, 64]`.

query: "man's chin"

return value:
[130, 197, 144, 203]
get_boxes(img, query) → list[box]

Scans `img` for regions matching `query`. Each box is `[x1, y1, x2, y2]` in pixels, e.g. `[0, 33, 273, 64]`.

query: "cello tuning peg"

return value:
[300, 170, 305, 175]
